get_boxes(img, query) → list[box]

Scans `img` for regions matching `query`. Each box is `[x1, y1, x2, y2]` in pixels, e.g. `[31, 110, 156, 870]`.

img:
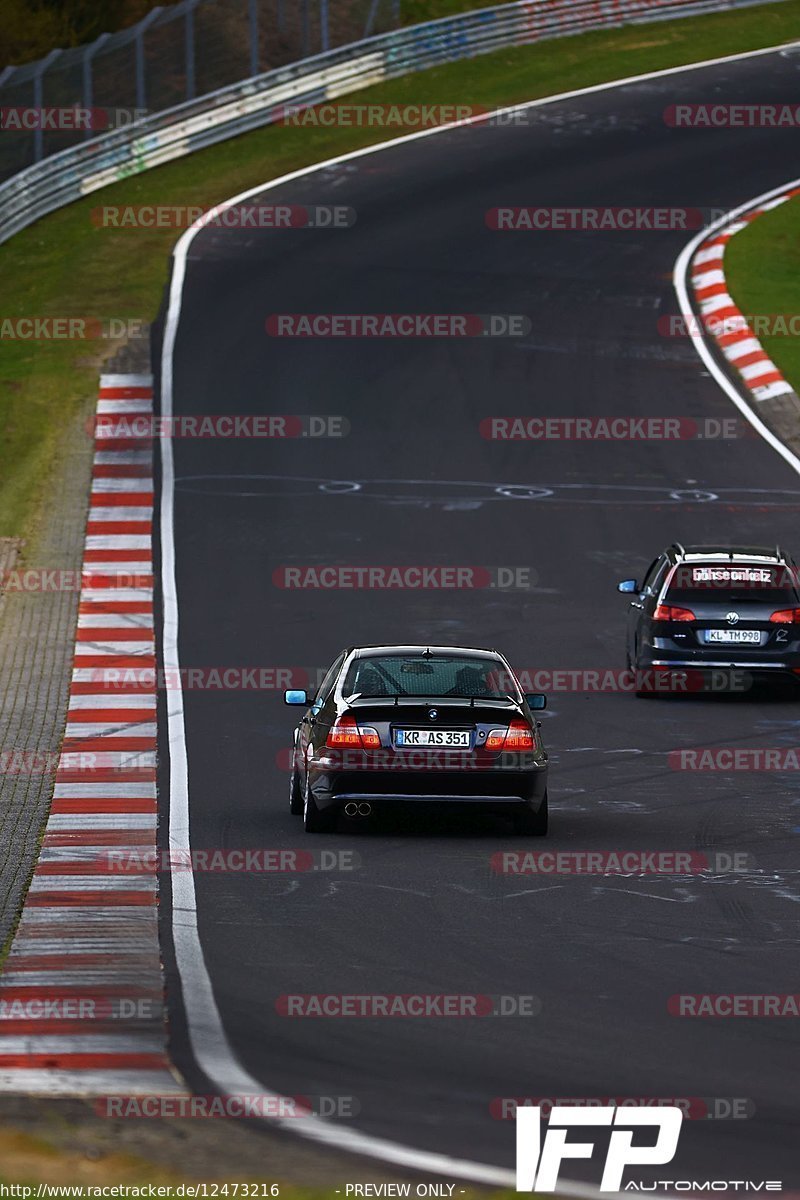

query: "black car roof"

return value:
[351, 645, 501, 660]
[671, 544, 787, 564]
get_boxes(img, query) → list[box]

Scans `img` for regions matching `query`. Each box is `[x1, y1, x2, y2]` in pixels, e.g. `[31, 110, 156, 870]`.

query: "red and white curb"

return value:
[0, 372, 182, 1096]
[690, 188, 800, 403]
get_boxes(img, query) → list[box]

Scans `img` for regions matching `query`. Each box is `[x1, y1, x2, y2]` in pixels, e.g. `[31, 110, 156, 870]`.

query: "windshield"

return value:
[665, 563, 798, 606]
[342, 654, 519, 699]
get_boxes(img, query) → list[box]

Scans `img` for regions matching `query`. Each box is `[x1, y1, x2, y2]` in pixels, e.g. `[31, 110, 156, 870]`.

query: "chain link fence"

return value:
[0, 0, 400, 182]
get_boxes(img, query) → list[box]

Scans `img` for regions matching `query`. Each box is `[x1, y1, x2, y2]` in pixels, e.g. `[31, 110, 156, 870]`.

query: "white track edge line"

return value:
[161, 37, 800, 1193]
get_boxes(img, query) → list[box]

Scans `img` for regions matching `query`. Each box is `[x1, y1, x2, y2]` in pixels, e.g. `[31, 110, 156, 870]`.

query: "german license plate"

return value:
[394, 729, 471, 748]
[704, 629, 761, 644]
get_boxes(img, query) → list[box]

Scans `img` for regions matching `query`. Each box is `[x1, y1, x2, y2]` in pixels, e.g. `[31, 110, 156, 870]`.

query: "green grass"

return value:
[3, 0, 800, 541]
[724, 192, 800, 391]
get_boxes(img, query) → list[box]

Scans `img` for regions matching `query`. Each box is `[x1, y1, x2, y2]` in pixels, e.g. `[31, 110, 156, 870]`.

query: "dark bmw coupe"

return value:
[285, 644, 549, 834]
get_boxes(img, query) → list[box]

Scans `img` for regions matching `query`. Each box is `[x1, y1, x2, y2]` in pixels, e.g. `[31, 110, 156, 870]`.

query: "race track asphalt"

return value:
[153, 43, 800, 1186]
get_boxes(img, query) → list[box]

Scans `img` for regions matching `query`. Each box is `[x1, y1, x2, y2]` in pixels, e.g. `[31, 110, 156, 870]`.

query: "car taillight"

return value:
[653, 604, 696, 622]
[326, 715, 380, 749]
[769, 608, 800, 624]
[486, 720, 534, 751]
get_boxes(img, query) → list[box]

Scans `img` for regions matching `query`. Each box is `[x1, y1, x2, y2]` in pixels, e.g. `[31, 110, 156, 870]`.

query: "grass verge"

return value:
[0, 1124, 520, 1196]
[724, 193, 800, 391]
[3, 1, 800, 541]
[0, 1127, 185, 1188]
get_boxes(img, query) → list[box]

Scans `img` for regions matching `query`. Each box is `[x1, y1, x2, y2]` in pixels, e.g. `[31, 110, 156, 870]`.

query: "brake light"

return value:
[326, 715, 380, 749]
[769, 608, 800, 624]
[486, 720, 534, 751]
[653, 604, 696, 622]
[327, 715, 361, 747]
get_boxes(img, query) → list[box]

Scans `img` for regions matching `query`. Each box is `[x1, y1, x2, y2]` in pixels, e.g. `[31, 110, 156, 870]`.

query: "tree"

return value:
[0, 0, 66, 66]
[0, 0, 178, 68]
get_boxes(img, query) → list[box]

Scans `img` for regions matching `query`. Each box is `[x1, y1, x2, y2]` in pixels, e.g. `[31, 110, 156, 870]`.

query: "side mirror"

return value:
[617, 579, 639, 594]
[525, 693, 546, 710]
[284, 689, 308, 706]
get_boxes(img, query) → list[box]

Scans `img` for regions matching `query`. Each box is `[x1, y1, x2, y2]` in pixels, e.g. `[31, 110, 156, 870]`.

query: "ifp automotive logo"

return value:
[515, 1104, 683, 1191]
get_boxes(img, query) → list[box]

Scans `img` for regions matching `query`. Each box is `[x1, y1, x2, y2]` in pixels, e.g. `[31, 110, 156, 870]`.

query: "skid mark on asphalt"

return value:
[173, 473, 800, 509]
[595, 887, 695, 903]
[556, 746, 645, 755]
[323, 881, 432, 898]
[517, 335, 695, 362]
[502, 886, 565, 899]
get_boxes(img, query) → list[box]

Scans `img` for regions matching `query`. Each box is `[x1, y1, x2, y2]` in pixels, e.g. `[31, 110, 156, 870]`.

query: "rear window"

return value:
[342, 655, 518, 699]
[665, 563, 798, 606]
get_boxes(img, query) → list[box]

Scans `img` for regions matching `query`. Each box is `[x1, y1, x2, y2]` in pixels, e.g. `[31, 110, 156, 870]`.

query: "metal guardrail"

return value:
[0, 0, 788, 247]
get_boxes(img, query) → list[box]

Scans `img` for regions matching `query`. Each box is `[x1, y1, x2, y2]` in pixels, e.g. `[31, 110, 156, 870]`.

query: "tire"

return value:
[289, 759, 303, 815]
[303, 774, 335, 833]
[514, 791, 548, 836]
[632, 652, 655, 699]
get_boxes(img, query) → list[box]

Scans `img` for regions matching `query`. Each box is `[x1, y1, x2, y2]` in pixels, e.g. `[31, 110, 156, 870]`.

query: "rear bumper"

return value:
[638, 655, 800, 692]
[650, 657, 799, 670]
[309, 764, 547, 811]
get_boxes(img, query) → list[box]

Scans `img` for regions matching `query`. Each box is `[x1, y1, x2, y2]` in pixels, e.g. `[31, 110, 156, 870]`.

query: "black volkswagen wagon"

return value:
[619, 543, 800, 695]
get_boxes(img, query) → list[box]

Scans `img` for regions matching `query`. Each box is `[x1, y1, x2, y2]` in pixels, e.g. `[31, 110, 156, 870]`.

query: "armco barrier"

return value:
[0, 0, 789, 247]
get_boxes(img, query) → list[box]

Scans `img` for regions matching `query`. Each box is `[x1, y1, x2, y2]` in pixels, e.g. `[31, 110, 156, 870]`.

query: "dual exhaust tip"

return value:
[344, 801, 372, 817]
